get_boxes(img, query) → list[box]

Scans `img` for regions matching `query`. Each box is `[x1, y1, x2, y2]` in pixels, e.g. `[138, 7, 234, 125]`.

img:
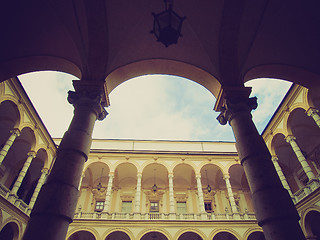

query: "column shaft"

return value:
[272, 156, 294, 197]
[104, 173, 114, 212]
[11, 151, 36, 195]
[223, 174, 238, 213]
[29, 168, 48, 209]
[196, 175, 205, 213]
[168, 174, 175, 213]
[22, 81, 107, 240]
[134, 173, 142, 212]
[0, 129, 20, 166]
[307, 108, 320, 128]
[286, 136, 315, 181]
[216, 89, 305, 240]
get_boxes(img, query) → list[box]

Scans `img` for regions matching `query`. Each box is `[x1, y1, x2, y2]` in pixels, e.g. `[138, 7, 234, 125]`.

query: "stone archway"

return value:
[213, 231, 238, 240]
[0, 222, 19, 240]
[178, 231, 203, 240]
[304, 210, 320, 240]
[247, 231, 266, 240]
[140, 231, 168, 240]
[105, 231, 131, 240]
[67, 230, 96, 240]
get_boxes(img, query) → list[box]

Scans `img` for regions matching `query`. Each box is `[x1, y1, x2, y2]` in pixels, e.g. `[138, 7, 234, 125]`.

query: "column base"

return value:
[7, 193, 18, 204]
[169, 213, 176, 220]
[232, 212, 241, 220]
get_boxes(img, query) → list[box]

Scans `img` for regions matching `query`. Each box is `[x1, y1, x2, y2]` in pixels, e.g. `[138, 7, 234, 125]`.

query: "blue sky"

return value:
[18, 72, 292, 142]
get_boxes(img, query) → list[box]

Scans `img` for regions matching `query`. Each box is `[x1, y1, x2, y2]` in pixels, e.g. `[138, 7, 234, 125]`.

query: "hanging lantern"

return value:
[151, 0, 186, 47]
[97, 168, 104, 191]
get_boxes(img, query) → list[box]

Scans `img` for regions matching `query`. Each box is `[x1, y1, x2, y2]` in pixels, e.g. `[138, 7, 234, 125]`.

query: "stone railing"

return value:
[0, 184, 31, 215]
[294, 178, 320, 203]
[73, 211, 257, 221]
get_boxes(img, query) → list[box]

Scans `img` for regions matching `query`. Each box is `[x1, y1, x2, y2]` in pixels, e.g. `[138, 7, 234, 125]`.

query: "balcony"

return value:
[73, 211, 257, 221]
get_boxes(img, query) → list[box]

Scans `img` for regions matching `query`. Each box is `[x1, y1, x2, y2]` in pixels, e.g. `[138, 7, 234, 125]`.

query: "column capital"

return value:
[137, 173, 142, 178]
[10, 128, 20, 136]
[41, 168, 49, 174]
[215, 87, 257, 125]
[28, 151, 37, 158]
[306, 107, 319, 117]
[223, 174, 230, 180]
[168, 173, 174, 179]
[285, 135, 296, 143]
[68, 81, 108, 121]
[195, 174, 201, 180]
[108, 172, 114, 177]
[271, 156, 279, 162]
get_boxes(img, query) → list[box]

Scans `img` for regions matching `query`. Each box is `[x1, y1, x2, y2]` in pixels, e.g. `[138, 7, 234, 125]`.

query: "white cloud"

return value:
[17, 73, 289, 141]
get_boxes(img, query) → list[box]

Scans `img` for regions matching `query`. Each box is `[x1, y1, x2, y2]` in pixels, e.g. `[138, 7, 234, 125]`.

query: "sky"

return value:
[18, 71, 292, 142]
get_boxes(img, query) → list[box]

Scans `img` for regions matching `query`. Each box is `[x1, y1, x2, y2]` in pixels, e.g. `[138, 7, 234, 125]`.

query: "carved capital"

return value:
[307, 108, 319, 117]
[271, 156, 279, 162]
[216, 97, 257, 125]
[10, 128, 20, 137]
[28, 151, 37, 158]
[223, 174, 230, 180]
[285, 135, 296, 143]
[67, 90, 108, 121]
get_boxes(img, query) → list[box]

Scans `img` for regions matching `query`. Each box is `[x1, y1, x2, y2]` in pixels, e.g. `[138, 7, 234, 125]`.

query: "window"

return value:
[95, 201, 104, 212]
[150, 202, 159, 212]
[121, 201, 132, 213]
[177, 202, 187, 214]
[204, 202, 212, 212]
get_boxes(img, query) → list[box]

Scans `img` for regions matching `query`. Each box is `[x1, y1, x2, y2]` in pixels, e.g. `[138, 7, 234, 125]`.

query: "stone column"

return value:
[272, 156, 294, 198]
[306, 108, 320, 128]
[28, 168, 48, 209]
[168, 173, 175, 214]
[10, 151, 36, 195]
[216, 87, 305, 240]
[195, 174, 205, 213]
[104, 172, 114, 212]
[285, 135, 315, 181]
[223, 174, 238, 214]
[134, 173, 142, 213]
[22, 81, 108, 240]
[0, 128, 20, 166]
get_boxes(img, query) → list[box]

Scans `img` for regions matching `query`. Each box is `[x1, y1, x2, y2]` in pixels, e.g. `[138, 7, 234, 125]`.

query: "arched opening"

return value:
[140, 231, 168, 240]
[67, 230, 96, 240]
[247, 231, 265, 240]
[105, 231, 131, 240]
[0, 222, 19, 240]
[304, 210, 320, 239]
[212, 231, 238, 240]
[229, 164, 253, 213]
[178, 231, 203, 240]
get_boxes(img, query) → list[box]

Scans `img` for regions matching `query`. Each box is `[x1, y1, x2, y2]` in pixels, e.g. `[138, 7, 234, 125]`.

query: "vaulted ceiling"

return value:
[1, 0, 320, 97]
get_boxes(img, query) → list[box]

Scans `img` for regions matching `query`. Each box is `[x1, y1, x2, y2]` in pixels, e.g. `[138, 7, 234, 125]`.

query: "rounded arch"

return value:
[0, 219, 21, 240]
[0, 56, 81, 83]
[244, 64, 320, 90]
[142, 163, 168, 191]
[138, 229, 171, 240]
[211, 229, 240, 240]
[175, 229, 206, 240]
[102, 228, 134, 240]
[105, 59, 221, 98]
[173, 163, 197, 189]
[67, 229, 97, 240]
[200, 163, 225, 191]
[243, 228, 264, 240]
[301, 208, 320, 239]
[82, 161, 110, 188]
[141, 160, 169, 173]
[114, 162, 138, 189]
[104, 231, 131, 240]
[246, 231, 265, 240]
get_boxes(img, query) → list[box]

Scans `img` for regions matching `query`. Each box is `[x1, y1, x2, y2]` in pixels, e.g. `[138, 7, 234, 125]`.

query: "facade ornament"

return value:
[217, 97, 258, 125]
[67, 90, 108, 121]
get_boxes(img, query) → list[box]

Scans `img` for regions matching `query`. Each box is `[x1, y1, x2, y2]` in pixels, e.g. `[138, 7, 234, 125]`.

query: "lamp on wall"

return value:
[152, 169, 158, 192]
[97, 168, 104, 191]
[151, 0, 186, 47]
[205, 170, 212, 193]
